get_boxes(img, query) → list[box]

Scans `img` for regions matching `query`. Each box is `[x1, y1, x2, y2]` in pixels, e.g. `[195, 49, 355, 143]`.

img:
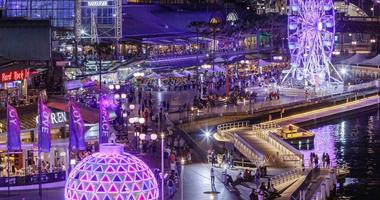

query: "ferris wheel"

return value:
[282, 0, 342, 87]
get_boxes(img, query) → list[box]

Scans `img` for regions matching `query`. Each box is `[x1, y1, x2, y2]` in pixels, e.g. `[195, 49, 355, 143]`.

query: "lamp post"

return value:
[181, 157, 185, 200]
[160, 133, 165, 200]
[201, 64, 211, 99]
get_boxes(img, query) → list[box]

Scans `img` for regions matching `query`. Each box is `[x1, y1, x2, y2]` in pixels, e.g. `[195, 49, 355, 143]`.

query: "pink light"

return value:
[65, 144, 159, 200]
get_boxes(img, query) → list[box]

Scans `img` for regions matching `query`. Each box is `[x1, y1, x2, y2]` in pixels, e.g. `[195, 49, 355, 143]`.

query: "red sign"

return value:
[0, 69, 30, 83]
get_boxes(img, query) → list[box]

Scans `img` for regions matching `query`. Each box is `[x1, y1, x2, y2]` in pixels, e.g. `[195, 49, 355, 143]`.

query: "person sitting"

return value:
[243, 169, 252, 182]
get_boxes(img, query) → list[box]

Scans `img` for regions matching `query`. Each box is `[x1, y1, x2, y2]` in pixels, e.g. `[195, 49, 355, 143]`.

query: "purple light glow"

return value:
[301, 125, 337, 168]
[65, 144, 159, 200]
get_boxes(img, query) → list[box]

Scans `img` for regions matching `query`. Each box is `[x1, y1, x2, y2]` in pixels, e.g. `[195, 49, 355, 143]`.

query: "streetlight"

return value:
[181, 158, 185, 200]
[160, 133, 165, 200]
[109, 84, 114, 90]
[129, 104, 135, 110]
[115, 84, 120, 90]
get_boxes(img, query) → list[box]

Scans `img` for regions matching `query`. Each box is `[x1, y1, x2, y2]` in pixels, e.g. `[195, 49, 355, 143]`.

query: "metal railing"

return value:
[233, 133, 265, 167]
[271, 168, 304, 187]
[252, 122, 304, 167]
[0, 171, 66, 187]
[217, 121, 250, 133]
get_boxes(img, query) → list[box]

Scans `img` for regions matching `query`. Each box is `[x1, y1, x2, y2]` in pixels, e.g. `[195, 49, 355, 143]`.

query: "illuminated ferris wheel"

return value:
[282, 0, 342, 87]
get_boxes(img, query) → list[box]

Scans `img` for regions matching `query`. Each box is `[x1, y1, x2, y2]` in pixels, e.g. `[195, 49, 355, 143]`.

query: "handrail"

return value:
[290, 167, 321, 200]
[217, 121, 250, 133]
[233, 133, 265, 167]
[252, 122, 303, 166]
[271, 168, 304, 187]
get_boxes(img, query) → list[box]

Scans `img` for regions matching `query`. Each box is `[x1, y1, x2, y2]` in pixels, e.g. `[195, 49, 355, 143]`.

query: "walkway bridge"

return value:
[216, 121, 303, 168]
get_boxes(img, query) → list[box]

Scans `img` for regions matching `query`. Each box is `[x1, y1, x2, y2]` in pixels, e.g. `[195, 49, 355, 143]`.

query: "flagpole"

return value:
[68, 100, 72, 175]
[38, 148, 42, 200]
[7, 149, 10, 200]
[38, 97, 42, 200]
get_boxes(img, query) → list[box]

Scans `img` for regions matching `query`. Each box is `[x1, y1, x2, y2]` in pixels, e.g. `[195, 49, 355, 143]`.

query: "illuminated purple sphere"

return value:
[65, 144, 159, 200]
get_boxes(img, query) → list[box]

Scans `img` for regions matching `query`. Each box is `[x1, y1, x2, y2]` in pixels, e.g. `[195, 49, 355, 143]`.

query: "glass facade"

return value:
[5, 0, 75, 28]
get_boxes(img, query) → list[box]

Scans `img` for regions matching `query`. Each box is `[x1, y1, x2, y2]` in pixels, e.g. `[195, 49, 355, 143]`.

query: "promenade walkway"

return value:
[272, 95, 380, 126]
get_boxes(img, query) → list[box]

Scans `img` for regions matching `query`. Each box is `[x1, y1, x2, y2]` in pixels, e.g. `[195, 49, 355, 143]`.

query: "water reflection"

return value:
[305, 109, 380, 199]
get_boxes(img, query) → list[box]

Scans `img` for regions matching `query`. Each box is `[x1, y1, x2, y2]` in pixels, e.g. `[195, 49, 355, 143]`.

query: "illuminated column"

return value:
[49, 148, 54, 173]
[23, 79, 28, 101]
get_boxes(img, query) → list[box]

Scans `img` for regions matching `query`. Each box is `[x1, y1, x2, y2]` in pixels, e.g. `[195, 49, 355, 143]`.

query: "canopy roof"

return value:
[338, 54, 368, 65]
[359, 55, 380, 66]
[257, 59, 273, 67]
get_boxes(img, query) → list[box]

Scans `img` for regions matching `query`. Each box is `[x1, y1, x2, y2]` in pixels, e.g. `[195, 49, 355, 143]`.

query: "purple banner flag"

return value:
[7, 104, 21, 151]
[38, 99, 52, 153]
[99, 98, 110, 144]
[69, 102, 85, 151]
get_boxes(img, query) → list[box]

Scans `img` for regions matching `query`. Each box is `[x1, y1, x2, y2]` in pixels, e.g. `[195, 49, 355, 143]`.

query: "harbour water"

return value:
[305, 107, 380, 200]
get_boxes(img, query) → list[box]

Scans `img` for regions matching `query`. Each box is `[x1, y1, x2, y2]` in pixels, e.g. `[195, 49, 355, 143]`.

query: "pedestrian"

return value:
[167, 177, 175, 199]
[210, 167, 215, 186]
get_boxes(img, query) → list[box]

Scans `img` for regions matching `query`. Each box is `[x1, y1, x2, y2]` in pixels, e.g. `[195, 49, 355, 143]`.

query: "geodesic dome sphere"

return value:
[65, 144, 159, 200]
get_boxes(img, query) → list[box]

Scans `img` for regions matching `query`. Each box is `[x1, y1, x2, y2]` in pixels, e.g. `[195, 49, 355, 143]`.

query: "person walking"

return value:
[210, 167, 215, 186]
[167, 177, 175, 199]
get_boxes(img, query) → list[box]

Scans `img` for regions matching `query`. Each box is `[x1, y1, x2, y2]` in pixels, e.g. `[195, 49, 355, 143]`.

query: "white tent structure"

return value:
[258, 59, 273, 67]
[166, 71, 185, 78]
[338, 54, 368, 65]
[214, 57, 225, 63]
[145, 72, 161, 79]
[181, 70, 193, 76]
[359, 55, 380, 66]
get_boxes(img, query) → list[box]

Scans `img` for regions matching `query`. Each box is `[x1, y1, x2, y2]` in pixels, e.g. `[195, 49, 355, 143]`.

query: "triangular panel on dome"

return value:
[96, 184, 106, 193]
[79, 164, 85, 171]
[138, 193, 146, 200]
[132, 184, 141, 192]
[100, 174, 111, 183]
[116, 194, 124, 200]
[128, 157, 136, 164]
[90, 174, 98, 182]
[80, 173, 89, 181]
[109, 158, 118, 164]
[120, 184, 130, 193]
[77, 183, 84, 191]
[86, 184, 95, 192]
[91, 195, 99, 200]
[94, 165, 103, 173]
[108, 184, 118, 193]
[134, 173, 142, 181]
[74, 172, 81, 179]
[128, 166, 136, 173]
[147, 192, 153, 200]
[97, 158, 106, 164]
[117, 165, 127, 173]
[120, 159, 128, 164]
[142, 183, 148, 191]
[113, 175, 122, 182]
[72, 193, 79, 200]
[105, 165, 115, 173]
[103, 195, 112, 200]
[80, 194, 88, 200]
[70, 181, 76, 189]
[85, 165, 92, 171]
[66, 190, 72, 199]
[128, 195, 136, 200]
[124, 174, 133, 182]
[142, 172, 149, 180]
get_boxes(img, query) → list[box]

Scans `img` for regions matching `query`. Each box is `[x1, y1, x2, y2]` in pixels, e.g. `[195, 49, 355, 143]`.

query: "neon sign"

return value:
[0, 69, 29, 83]
[88, 1, 108, 7]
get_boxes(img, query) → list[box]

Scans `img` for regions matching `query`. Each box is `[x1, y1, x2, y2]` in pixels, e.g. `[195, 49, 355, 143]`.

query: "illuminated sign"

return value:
[88, 1, 108, 7]
[0, 69, 29, 83]
[36, 111, 67, 125]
